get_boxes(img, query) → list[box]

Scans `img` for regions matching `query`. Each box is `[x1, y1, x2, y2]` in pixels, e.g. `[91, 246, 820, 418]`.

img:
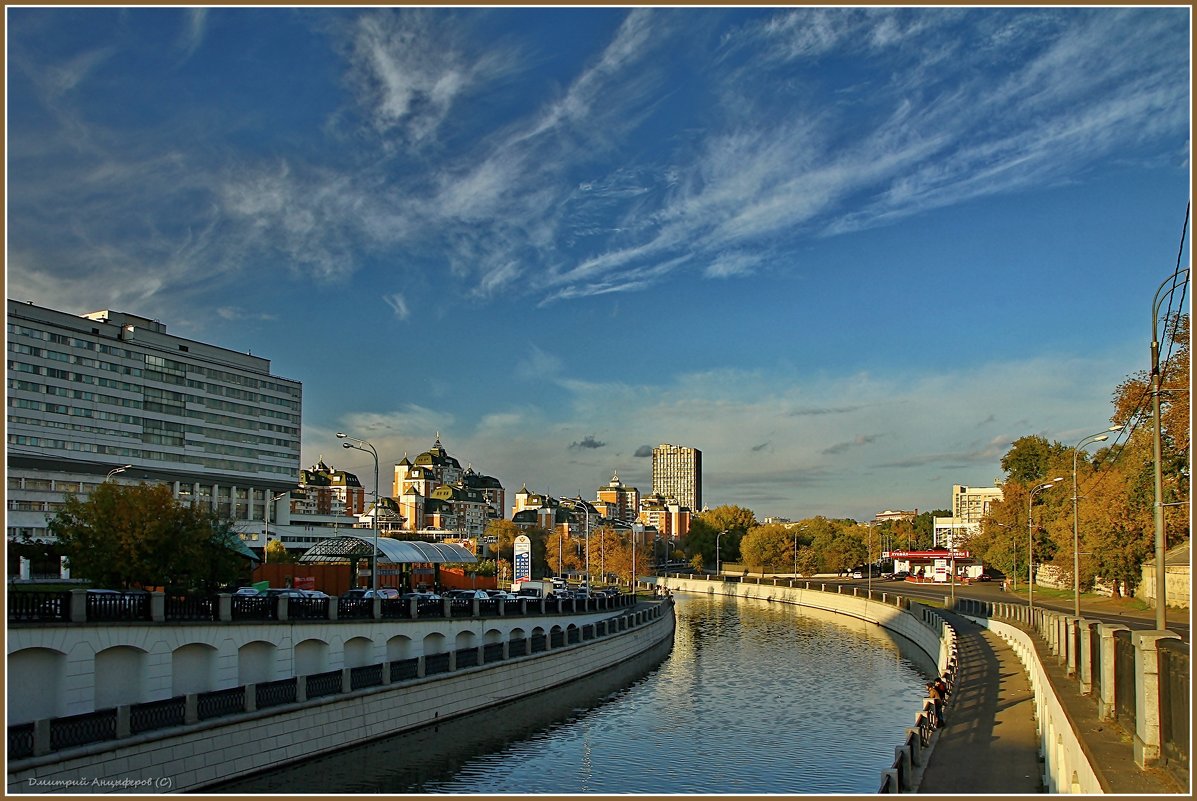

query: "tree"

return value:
[1001, 436, 1069, 484]
[265, 539, 295, 564]
[48, 482, 248, 592]
[740, 524, 805, 573]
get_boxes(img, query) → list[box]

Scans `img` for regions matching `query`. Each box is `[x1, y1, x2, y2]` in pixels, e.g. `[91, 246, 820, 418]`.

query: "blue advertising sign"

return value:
[514, 535, 532, 582]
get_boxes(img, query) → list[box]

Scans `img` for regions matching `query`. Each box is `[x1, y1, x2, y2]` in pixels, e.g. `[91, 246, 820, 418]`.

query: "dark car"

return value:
[977, 573, 992, 582]
[893, 571, 910, 580]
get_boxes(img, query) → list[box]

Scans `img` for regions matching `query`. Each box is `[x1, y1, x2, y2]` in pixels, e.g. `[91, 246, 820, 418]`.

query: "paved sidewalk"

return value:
[915, 608, 1185, 795]
[916, 611, 1043, 794]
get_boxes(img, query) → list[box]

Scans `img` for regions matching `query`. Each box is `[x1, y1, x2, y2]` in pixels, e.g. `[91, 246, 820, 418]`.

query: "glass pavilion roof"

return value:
[297, 534, 477, 564]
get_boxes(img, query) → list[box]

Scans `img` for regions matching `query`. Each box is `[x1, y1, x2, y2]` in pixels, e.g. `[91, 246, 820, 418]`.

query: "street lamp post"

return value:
[715, 530, 725, 576]
[1028, 478, 1064, 612]
[1150, 269, 1188, 630]
[264, 491, 288, 556]
[575, 497, 591, 590]
[1072, 426, 1122, 618]
[338, 432, 380, 595]
[105, 464, 132, 481]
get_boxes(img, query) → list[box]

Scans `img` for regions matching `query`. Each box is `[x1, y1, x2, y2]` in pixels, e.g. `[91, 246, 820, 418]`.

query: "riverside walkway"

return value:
[915, 603, 1185, 795]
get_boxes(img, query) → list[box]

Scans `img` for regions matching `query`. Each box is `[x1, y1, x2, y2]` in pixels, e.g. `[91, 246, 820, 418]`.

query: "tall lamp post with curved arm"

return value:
[1150, 268, 1188, 630]
[1028, 478, 1064, 612]
[1072, 426, 1122, 618]
[338, 432, 380, 595]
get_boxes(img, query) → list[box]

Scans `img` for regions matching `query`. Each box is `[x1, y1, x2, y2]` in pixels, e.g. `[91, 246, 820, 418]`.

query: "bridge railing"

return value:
[953, 596, 1188, 787]
[7, 597, 673, 763]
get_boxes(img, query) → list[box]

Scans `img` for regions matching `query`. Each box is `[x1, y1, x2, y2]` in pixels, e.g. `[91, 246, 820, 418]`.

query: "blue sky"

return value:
[6, 6, 1191, 521]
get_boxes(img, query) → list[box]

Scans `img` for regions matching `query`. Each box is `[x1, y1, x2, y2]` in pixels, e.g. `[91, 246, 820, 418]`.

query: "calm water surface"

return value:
[214, 592, 935, 794]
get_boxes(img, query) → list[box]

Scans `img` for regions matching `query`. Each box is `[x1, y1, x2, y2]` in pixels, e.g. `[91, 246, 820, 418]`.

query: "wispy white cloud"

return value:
[177, 9, 208, 62]
[382, 293, 410, 320]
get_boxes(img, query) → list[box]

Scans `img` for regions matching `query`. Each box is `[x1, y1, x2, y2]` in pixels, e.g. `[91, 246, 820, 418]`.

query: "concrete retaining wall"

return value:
[661, 577, 952, 671]
[7, 602, 675, 794]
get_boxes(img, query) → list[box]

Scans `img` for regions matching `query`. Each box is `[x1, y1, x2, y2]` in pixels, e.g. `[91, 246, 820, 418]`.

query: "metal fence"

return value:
[86, 592, 151, 622]
[1158, 638, 1189, 786]
[198, 687, 245, 720]
[130, 696, 186, 733]
[424, 652, 451, 676]
[6, 591, 70, 622]
[165, 595, 216, 621]
[351, 664, 384, 690]
[50, 708, 117, 751]
[1113, 629, 1136, 731]
[305, 670, 343, 699]
[255, 678, 298, 709]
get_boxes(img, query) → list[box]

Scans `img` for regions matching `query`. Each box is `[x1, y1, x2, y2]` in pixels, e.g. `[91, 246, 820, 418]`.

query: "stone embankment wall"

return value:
[7, 600, 675, 794]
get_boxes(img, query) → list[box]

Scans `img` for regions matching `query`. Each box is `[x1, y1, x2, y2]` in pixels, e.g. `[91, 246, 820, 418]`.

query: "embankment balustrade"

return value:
[7, 588, 628, 625]
[954, 597, 1188, 790]
[7, 596, 660, 763]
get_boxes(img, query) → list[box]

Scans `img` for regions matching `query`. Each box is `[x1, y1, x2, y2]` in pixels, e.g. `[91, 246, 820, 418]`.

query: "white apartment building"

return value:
[934, 483, 1004, 551]
[6, 301, 302, 562]
[651, 443, 702, 512]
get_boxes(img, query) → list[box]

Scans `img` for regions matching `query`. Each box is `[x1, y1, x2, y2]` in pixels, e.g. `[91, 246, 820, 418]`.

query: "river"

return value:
[211, 591, 936, 794]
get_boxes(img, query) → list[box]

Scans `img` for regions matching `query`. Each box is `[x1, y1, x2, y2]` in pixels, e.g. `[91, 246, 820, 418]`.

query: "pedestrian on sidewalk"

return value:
[926, 682, 947, 728]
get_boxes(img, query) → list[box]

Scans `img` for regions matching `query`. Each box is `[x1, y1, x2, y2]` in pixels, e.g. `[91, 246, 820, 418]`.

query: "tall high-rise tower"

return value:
[651, 443, 702, 511]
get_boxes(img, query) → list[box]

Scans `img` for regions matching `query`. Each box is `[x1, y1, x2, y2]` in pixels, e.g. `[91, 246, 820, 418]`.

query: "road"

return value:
[820, 576, 1191, 642]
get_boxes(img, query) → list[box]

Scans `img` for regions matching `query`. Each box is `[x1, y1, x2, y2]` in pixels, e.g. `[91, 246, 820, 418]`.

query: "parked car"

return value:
[340, 588, 378, 601]
[893, 571, 910, 580]
[446, 589, 491, 601]
[301, 590, 330, 599]
[400, 591, 442, 601]
[264, 588, 308, 599]
[233, 587, 263, 597]
[977, 573, 992, 582]
[486, 590, 518, 601]
[376, 587, 402, 599]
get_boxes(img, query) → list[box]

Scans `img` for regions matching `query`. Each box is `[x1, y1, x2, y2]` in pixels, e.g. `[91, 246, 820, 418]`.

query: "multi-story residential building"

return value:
[295, 459, 366, 517]
[651, 443, 701, 512]
[392, 436, 503, 535]
[638, 493, 691, 539]
[6, 300, 302, 568]
[934, 483, 1004, 550]
[595, 470, 640, 523]
[951, 484, 1003, 525]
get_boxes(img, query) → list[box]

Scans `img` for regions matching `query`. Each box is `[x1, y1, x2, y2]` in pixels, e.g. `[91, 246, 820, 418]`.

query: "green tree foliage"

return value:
[1001, 436, 1070, 484]
[48, 482, 247, 592]
[689, 505, 758, 566]
[739, 523, 811, 573]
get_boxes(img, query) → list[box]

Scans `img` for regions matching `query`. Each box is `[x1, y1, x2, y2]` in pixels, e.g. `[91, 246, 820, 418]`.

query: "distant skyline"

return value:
[5, 6, 1191, 520]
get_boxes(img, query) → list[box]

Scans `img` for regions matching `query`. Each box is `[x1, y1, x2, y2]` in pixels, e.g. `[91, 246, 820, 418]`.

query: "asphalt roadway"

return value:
[818, 575, 1190, 641]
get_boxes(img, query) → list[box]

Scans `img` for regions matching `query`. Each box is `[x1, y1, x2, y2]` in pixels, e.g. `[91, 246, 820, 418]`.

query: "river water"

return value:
[212, 592, 936, 794]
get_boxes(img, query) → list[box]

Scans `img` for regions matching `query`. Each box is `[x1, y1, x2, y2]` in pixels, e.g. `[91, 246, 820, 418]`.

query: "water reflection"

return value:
[211, 593, 934, 794]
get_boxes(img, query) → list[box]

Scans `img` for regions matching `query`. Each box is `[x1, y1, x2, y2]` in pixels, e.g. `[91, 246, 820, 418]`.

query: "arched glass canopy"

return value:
[297, 534, 477, 565]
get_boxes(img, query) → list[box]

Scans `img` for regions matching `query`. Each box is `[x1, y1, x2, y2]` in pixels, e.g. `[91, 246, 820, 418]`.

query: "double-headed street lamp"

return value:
[1072, 426, 1122, 618]
[1028, 477, 1064, 611]
[338, 432, 380, 595]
